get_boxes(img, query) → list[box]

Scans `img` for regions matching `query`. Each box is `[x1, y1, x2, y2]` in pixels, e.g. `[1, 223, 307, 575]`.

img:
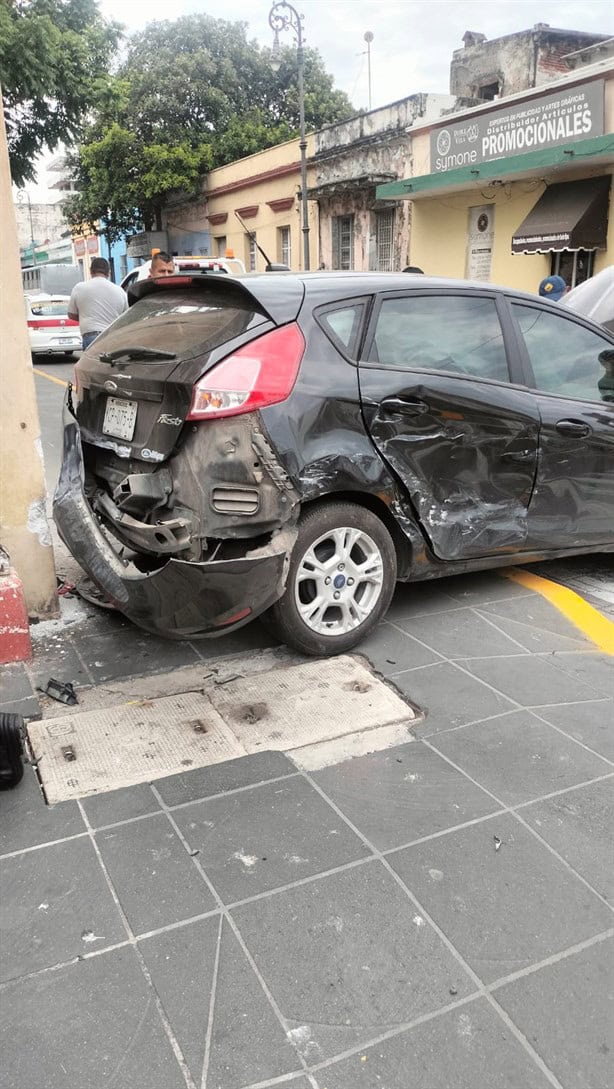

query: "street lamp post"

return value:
[269, 1, 310, 271]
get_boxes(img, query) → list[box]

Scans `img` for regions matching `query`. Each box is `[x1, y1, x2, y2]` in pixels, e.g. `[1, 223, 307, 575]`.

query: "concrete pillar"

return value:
[0, 93, 58, 618]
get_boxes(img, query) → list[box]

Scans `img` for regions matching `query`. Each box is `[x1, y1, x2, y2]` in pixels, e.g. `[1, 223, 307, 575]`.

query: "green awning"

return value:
[376, 134, 614, 200]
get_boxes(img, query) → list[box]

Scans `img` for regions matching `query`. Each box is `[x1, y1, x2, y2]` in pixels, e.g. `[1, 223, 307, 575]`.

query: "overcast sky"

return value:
[27, 0, 614, 198]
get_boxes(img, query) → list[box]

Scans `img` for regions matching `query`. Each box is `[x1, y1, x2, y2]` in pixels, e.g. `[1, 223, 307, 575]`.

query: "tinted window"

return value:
[320, 304, 364, 355]
[513, 304, 614, 403]
[369, 295, 509, 381]
[29, 301, 69, 317]
[93, 288, 268, 360]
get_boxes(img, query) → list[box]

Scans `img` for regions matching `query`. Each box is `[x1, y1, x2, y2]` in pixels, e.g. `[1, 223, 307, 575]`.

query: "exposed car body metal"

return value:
[54, 272, 614, 647]
[54, 413, 296, 637]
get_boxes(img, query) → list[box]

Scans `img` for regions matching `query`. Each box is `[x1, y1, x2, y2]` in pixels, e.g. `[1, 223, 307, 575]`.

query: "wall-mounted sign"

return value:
[86, 236, 99, 255]
[466, 204, 495, 281]
[74, 238, 86, 257]
[431, 80, 604, 174]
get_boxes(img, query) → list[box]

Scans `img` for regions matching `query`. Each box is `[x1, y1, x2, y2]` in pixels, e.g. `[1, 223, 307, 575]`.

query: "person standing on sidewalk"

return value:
[68, 257, 128, 349]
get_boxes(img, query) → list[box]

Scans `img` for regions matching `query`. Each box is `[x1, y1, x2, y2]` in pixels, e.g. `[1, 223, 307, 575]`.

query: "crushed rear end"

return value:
[53, 275, 303, 637]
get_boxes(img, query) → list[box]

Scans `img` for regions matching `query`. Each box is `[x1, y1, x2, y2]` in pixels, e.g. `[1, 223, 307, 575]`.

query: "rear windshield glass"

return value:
[94, 288, 268, 360]
[29, 301, 69, 316]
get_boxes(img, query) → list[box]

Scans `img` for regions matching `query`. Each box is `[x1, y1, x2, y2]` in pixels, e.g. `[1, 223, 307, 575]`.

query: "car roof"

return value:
[24, 293, 70, 302]
[128, 271, 614, 339]
[240, 270, 547, 303]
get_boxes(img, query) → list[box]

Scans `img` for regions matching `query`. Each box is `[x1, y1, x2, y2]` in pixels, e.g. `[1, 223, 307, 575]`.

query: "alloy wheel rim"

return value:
[294, 525, 384, 636]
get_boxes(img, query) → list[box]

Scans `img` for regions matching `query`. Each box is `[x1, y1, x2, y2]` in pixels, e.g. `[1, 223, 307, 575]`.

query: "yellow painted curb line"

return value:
[504, 568, 614, 656]
[33, 367, 68, 388]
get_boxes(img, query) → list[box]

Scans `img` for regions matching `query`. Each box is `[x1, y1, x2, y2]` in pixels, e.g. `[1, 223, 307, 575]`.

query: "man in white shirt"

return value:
[68, 257, 128, 349]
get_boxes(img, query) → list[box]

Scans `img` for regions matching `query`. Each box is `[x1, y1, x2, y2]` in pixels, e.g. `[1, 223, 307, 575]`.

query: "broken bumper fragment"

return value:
[53, 416, 295, 638]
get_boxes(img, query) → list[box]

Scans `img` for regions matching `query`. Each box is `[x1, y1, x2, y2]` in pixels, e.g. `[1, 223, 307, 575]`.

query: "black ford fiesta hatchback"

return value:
[54, 272, 614, 656]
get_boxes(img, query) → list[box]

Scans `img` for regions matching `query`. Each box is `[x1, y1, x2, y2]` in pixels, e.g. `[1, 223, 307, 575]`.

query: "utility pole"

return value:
[0, 93, 58, 618]
[364, 31, 374, 110]
[269, 1, 310, 271]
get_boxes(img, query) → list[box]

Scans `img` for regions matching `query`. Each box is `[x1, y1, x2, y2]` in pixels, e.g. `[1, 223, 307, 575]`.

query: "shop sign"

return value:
[465, 205, 494, 282]
[86, 236, 99, 255]
[74, 238, 86, 257]
[431, 80, 604, 174]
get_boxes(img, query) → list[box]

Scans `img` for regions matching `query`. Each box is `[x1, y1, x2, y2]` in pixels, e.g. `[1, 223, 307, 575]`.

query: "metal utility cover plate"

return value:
[208, 656, 413, 753]
[28, 694, 244, 805]
[28, 656, 414, 803]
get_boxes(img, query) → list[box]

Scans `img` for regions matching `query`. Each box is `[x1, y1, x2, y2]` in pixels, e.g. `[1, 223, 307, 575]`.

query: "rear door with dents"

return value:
[511, 300, 614, 548]
[359, 289, 540, 561]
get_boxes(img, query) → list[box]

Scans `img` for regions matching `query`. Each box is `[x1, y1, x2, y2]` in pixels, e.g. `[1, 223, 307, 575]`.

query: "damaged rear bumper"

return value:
[53, 415, 296, 638]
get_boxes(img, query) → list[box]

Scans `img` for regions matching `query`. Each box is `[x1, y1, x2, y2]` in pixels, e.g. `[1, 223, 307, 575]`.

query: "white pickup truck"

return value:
[121, 255, 246, 291]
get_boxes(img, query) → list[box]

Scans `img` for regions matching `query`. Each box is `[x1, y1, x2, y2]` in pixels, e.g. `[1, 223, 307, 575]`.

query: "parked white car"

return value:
[121, 255, 247, 291]
[24, 294, 82, 356]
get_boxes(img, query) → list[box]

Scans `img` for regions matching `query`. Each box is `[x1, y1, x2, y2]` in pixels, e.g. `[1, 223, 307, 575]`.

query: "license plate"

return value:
[103, 397, 138, 441]
[53, 337, 80, 345]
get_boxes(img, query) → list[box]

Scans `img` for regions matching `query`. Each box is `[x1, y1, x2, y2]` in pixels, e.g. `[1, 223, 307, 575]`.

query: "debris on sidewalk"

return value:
[37, 678, 79, 706]
[494, 835, 502, 852]
[56, 578, 77, 597]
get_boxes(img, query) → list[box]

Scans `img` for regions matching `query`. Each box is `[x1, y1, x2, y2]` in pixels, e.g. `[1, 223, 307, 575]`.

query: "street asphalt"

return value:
[0, 356, 611, 1089]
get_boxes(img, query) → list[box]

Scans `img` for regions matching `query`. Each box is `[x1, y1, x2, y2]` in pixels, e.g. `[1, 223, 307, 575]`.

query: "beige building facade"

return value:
[206, 136, 318, 271]
[159, 137, 319, 271]
[377, 60, 613, 292]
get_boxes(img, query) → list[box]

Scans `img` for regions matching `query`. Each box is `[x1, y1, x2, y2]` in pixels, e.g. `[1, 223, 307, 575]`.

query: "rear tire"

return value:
[264, 501, 397, 656]
[0, 713, 24, 790]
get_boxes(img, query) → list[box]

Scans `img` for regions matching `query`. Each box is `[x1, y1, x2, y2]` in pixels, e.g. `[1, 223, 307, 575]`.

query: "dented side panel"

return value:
[357, 368, 541, 561]
[170, 415, 299, 543]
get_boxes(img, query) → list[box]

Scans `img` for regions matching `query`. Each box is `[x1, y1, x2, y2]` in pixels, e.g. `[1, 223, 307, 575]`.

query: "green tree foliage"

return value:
[65, 123, 212, 240]
[0, 0, 121, 186]
[68, 13, 353, 239]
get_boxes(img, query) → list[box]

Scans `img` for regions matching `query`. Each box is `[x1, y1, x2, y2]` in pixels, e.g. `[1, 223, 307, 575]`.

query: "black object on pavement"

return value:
[0, 713, 25, 790]
[37, 678, 78, 706]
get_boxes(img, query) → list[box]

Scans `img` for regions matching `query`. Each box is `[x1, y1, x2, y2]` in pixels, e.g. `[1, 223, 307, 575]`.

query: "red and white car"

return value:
[25, 294, 82, 356]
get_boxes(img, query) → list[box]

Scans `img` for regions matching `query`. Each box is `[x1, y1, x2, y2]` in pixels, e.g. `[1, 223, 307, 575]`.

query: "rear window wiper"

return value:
[99, 347, 177, 363]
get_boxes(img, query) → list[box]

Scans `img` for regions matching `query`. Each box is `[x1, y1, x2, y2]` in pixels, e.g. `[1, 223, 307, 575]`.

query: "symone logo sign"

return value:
[430, 80, 604, 174]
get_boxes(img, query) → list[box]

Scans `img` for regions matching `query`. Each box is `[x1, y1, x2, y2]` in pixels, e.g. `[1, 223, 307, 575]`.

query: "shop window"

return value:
[550, 250, 595, 290]
[278, 226, 291, 266]
[513, 303, 613, 403]
[369, 294, 509, 381]
[332, 215, 354, 270]
[215, 236, 227, 257]
[375, 209, 394, 271]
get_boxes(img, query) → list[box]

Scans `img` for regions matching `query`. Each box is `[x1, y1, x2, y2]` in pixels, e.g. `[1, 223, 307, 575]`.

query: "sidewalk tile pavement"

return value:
[0, 570, 612, 1088]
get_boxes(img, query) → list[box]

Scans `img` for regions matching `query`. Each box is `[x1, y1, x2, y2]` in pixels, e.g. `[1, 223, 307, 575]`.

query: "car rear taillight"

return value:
[27, 318, 78, 329]
[186, 323, 305, 421]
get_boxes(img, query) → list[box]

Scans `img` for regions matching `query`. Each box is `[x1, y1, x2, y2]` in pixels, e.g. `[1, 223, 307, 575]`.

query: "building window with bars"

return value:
[332, 215, 354, 270]
[278, 226, 291, 267]
[247, 234, 257, 272]
[376, 209, 395, 271]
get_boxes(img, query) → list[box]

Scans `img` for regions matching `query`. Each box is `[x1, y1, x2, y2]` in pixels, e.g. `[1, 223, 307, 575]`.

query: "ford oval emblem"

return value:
[104, 380, 118, 392]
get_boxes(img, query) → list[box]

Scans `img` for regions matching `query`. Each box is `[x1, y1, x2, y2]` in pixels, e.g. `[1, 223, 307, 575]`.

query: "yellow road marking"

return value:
[504, 568, 614, 655]
[33, 367, 69, 388]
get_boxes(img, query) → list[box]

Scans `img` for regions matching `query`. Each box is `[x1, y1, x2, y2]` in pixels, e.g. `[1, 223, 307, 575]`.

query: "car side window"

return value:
[512, 304, 614, 404]
[318, 304, 364, 357]
[369, 295, 509, 381]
